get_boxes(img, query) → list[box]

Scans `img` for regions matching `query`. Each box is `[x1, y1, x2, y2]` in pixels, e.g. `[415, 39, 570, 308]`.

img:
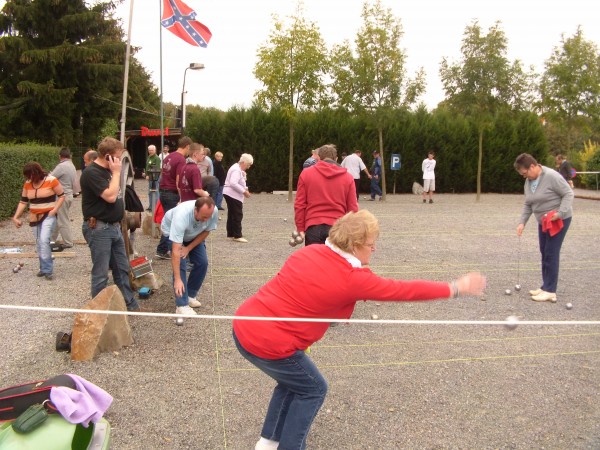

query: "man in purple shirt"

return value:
[155, 136, 191, 259]
[178, 143, 211, 202]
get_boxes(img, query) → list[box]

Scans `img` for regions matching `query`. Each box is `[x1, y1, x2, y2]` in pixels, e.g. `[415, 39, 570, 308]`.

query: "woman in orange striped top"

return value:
[12, 162, 65, 280]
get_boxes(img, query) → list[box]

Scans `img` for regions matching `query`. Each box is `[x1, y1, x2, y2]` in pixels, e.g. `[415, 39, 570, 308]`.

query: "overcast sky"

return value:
[5, 0, 598, 113]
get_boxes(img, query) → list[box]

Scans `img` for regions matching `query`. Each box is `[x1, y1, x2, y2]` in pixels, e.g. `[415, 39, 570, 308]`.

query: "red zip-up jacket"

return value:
[233, 245, 451, 359]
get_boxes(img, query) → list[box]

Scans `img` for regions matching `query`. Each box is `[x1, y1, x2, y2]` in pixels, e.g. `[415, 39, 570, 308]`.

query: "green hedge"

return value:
[0, 106, 550, 220]
[0, 143, 60, 220]
[186, 107, 548, 195]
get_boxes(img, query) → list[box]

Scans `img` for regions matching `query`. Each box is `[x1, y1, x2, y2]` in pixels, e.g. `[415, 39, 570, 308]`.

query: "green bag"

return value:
[12, 403, 49, 434]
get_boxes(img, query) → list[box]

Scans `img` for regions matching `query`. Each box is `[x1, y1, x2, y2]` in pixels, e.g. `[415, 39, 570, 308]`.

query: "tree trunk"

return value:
[288, 122, 294, 202]
[476, 127, 483, 202]
[379, 127, 386, 201]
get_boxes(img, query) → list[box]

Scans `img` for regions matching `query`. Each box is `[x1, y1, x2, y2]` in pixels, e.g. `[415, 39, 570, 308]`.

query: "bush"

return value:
[0, 143, 60, 220]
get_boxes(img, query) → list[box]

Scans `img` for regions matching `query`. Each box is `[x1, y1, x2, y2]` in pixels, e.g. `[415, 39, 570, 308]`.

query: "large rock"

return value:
[71, 285, 134, 361]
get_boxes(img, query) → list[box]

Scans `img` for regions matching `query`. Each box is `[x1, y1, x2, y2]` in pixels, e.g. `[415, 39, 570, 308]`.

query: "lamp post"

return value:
[181, 62, 205, 136]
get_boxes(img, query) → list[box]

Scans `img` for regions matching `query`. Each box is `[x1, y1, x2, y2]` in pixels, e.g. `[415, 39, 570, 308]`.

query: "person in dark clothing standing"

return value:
[555, 154, 574, 188]
[213, 151, 226, 210]
[80, 137, 139, 311]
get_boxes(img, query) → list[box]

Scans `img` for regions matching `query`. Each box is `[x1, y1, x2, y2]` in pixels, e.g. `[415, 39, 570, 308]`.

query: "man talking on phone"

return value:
[80, 137, 140, 311]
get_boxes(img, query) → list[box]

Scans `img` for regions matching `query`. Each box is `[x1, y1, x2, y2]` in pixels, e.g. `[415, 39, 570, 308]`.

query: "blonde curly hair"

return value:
[329, 210, 379, 254]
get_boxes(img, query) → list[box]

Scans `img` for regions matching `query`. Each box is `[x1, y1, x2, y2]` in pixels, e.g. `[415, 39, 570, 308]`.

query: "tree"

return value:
[330, 0, 425, 200]
[439, 20, 528, 201]
[539, 27, 600, 153]
[253, 4, 329, 201]
[0, 0, 159, 146]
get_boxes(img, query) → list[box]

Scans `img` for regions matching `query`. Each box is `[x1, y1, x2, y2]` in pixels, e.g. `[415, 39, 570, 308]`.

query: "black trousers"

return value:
[224, 194, 244, 238]
[304, 224, 332, 246]
[354, 179, 360, 200]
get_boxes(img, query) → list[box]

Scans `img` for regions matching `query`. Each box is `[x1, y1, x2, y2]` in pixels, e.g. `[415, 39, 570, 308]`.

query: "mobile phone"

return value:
[105, 155, 111, 161]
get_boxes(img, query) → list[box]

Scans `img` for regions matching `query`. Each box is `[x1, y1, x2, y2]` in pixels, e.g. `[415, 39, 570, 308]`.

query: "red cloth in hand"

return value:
[541, 210, 564, 236]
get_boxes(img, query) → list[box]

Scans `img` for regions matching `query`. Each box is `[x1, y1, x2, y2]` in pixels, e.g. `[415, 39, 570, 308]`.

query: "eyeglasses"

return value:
[517, 168, 530, 177]
[363, 241, 376, 250]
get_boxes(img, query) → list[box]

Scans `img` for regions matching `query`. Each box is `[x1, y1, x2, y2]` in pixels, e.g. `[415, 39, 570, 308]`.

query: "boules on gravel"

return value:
[504, 289, 512, 295]
[288, 238, 297, 247]
[295, 235, 304, 244]
[504, 315, 519, 330]
[19, 261, 25, 267]
[566, 303, 573, 310]
[514, 284, 521, 291]
[291, 231, 299, 238]
[371, 314, 379, 320]
[175, 318, 184, 326]
[12, 266, 20, 273]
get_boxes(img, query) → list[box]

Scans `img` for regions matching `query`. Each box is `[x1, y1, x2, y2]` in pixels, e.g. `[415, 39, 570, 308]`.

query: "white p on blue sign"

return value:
[391, 153, 401, 170]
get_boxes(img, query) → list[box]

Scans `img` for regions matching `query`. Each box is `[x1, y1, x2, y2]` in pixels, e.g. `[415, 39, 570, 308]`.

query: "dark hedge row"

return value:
[0, 107, 547, 220]
[186, 107, 548, 195]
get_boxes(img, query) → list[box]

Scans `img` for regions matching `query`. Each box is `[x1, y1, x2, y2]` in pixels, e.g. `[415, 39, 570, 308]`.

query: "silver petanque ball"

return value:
[371, 314, 379, 320]
[291, 231, 299, 238]
[12, 267, 19, 273]
[566, 303, 573, 310]
[504, 289, 512, 295]
[283, 218, 287, 222]
[505, 315, 519, 330]
[175, 318, 184, 326]
[295, 235, 304, 244]
[514, 284, 521, 291]
[288, 238, 297, 247]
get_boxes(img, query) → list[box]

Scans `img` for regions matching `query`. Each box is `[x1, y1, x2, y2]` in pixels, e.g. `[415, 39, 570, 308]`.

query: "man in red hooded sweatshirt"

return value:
[294, 144, 358, 245]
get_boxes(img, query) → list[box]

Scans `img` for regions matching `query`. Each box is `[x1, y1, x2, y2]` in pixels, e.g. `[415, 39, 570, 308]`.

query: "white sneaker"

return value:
[188, 296, 201, 308]
[255, 437, 279, 449]
[175, 305, 197, 315]
[233, 237, 248, 243]
[531, 291, 557, 302]
[529, 288, 543, 296]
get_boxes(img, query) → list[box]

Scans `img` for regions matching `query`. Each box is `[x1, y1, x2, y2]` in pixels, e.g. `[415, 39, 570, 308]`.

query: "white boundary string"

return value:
[0, 304, 599, 326]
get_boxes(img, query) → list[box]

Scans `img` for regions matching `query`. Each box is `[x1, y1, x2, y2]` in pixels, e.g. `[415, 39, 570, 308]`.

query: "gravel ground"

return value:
[1, 181, 599, 449]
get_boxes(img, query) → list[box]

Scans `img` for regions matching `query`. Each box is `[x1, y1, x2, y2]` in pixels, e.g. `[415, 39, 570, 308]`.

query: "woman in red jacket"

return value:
[233, 210, 486, 450]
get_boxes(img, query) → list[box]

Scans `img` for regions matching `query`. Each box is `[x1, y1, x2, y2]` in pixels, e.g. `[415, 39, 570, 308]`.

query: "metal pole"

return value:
[119, 0, 135, 144]
[181, 67, 189, 136]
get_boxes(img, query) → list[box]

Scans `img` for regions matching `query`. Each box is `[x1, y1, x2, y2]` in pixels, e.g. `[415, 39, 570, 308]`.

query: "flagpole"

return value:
[159, 0, 164, 151]
[120, 0, 135, 144]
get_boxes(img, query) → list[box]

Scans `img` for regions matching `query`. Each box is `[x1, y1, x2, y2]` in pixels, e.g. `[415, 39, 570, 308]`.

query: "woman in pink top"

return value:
[223, 153, 253, 243]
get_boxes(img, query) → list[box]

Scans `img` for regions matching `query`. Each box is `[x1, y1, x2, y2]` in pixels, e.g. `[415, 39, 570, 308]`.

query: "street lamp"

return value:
[181, 62, 205, 135]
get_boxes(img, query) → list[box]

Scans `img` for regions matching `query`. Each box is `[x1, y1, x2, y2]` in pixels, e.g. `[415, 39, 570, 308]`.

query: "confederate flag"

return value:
[161, 0, 212, 47]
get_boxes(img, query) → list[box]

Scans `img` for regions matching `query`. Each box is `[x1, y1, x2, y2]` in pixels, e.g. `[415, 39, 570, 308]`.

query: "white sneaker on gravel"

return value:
[175, 305, 197, 315]
[529, 288, 543, 296]
[255, 437, 279, 449]
[188, 296, 201, 308]
[233, 237, 248, 243]
[531, 291, 557, 302]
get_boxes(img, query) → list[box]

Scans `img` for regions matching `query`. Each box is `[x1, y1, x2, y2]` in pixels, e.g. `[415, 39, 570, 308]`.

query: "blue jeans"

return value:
[370, 176, 382, 198]
[216, 185, 224, 209]
[538, 217, 571, 293]
[173, 240, 208, 307]
[156, 190, 180, 254]
[233, 330, 328, 450]
[82, 221, 139, 310]
[148, 180, 159, 210]
[33, 215, 56, 275]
